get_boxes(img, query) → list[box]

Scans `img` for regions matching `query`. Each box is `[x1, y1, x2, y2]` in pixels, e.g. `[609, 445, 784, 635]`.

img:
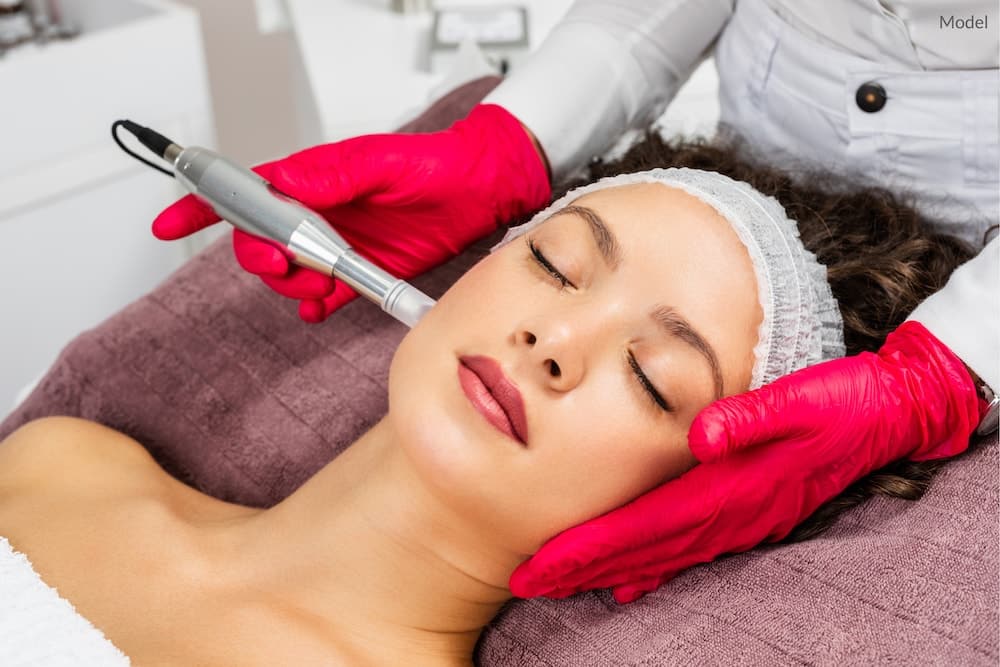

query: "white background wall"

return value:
[169, 0, 307, 164]
[0, 0, 303, 417]
[0, 0, 217, 416]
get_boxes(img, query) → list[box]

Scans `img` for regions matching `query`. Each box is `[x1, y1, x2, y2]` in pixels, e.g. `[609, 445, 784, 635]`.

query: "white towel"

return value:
[0, 537, 129, 666]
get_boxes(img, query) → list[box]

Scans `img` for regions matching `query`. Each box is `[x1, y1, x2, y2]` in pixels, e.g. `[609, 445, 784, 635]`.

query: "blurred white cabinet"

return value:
[0, 0, 218, 416]
[285, 0, 719, 146]
[285, 0, 577, 142]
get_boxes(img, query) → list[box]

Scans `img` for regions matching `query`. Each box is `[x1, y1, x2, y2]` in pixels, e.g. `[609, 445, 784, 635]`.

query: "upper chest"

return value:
[0, 466, 221, 660]
[0, 420, 350, 665]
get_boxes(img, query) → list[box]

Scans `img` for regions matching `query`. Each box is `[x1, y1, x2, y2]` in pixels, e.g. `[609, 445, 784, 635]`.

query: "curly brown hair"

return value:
[554, 131, 977, 543]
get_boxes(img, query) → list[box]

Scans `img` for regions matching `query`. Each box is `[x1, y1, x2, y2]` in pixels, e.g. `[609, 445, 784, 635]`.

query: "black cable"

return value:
[111, 120, 175, 178]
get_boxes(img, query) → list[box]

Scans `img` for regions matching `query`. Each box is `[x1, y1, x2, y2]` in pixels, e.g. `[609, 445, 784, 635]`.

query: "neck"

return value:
[228, 417, 524, 665]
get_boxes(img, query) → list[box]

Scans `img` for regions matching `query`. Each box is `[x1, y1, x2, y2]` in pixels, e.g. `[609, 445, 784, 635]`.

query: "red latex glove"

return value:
[151, 104, 550, 322]
[510, 320, 981, 604]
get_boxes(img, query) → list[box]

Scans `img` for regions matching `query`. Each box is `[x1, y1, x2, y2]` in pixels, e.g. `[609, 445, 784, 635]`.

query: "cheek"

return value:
[429, 249, 525, 327]
[513, 379, 699, 551]
[548, 430, 695, 531]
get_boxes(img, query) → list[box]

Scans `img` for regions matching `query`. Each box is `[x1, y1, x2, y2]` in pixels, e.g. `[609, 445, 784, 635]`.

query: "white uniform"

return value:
[485, 0, 1000, 391]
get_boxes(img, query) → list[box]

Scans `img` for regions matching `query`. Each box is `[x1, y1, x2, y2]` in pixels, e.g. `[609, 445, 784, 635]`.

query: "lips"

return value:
[458, 355, 529, 446]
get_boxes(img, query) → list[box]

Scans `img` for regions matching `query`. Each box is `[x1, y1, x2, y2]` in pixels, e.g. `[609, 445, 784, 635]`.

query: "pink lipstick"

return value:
[457, 355, 528, 446]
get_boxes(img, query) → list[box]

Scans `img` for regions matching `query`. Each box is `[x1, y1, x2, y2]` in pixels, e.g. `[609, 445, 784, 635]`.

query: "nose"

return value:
[516, 320, 586, 392]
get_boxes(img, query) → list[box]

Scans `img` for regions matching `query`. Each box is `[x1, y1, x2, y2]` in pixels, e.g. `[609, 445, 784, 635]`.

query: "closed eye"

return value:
[526, 236, 673, 414]
[527, 238, 573, 289]
[627, 351, 674, 413]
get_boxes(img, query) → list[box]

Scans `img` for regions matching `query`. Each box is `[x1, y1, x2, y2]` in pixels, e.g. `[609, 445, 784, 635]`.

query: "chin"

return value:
[388, 324, 485, 505]
[388, 329, 542, 555]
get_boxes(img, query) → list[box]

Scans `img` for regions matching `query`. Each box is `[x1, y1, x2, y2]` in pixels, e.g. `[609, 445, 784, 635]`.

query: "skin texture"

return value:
[0, 183, 760, 666]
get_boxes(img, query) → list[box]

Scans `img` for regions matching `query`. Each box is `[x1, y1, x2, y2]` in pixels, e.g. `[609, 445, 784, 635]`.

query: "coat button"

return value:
[856, 82, 887, 113]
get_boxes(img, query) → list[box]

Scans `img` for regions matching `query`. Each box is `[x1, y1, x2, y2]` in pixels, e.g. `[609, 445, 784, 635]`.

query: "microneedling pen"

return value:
[112, 120, 437, 328]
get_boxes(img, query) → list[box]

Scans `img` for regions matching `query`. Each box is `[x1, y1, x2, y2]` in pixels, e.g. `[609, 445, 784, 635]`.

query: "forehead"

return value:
[573, 182, 726, 237]
[560, 182, 752, 277]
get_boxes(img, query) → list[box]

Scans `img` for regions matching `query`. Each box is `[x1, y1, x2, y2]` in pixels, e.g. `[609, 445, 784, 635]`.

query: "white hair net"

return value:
[489, 167, 846, 389]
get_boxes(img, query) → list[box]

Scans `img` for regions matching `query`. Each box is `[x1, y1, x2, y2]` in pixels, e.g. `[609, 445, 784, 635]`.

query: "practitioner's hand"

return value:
[509, 321, 982, 604]
[151, 104, 551, 322]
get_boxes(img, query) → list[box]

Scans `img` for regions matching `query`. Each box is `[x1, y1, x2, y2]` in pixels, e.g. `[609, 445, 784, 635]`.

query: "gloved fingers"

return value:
[513, 565, 625, 599]
[260, 267, 337, 301]
[151, 193, 221, 240]
[612, 586, 649, 604]
[687, 377, 809, 463]
[535, 577, 664, 602]
[511, 562, 601, 599]
[519, 532, 698, 599]
[510, 464, 740, 598]
[512, 542, 674, 599]
[532, 584, 581, 600]
[509, 559, 555, 598]
[232, 230, 290, 276]
[298, 299, 325, 324]
[266, 144, 374, 210]
[509, 521, 623, 596]
[509, 523, 669, 597]
[883, 321, 980, 461]
[298, 283, 360, 323]
[612, 574, 673, 604]
[150, 160, 281, 241]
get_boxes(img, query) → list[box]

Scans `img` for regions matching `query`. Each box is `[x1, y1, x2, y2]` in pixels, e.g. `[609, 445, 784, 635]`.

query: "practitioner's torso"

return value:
[717, 0, 999, 246]
[762, 0, 997, 70]
[0, 417, 352, 666]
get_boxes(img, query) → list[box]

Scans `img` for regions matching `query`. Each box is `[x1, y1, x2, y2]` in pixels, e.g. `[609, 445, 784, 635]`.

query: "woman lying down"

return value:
[0, 133, 981, 666]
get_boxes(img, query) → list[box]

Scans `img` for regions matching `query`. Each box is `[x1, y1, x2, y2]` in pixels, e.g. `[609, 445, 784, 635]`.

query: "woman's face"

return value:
[388, 183, 761, 555]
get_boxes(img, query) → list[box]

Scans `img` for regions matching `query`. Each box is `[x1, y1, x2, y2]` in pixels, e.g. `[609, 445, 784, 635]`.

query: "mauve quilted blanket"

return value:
[1, 76, 996, 666]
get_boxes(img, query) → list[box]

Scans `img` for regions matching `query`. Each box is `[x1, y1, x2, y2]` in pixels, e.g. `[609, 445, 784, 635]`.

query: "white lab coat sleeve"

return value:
[907, 238, 1000, 391]
[483, 0, 735, 181]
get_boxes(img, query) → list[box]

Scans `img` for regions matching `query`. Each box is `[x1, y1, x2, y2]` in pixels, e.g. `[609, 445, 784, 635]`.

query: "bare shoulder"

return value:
[0, 416, 162, 494]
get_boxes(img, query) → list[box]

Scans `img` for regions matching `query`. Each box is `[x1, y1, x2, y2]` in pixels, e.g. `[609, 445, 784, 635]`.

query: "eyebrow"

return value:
[651, 306, 725, 399]
[550, 204, 725, 399]
[551, 205, 623, 271]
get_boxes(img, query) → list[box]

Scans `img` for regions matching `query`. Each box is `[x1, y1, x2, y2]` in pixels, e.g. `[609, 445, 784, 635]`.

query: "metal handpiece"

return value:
[168, 145, 437, 327]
